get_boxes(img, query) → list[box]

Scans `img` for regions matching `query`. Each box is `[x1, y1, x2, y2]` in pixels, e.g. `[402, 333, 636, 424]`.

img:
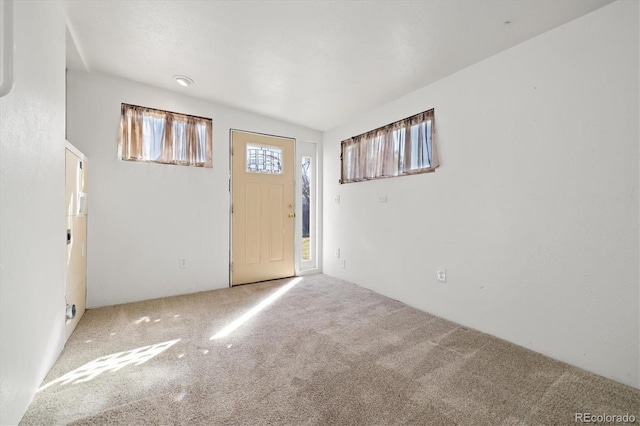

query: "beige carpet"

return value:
[21, 274, 639, 425]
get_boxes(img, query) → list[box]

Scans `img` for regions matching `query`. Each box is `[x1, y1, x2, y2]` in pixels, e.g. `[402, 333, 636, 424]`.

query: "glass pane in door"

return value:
[301, 156, 311, 260]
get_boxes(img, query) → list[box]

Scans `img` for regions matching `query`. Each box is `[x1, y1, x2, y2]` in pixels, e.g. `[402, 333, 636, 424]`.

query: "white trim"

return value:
[295, 141, 320, 275]
[0, 0, 15, 97]
[65, 140, 88, 161]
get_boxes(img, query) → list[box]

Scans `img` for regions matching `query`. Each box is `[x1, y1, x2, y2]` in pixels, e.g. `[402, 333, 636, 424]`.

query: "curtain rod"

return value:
[121, 103, 213, 122]
[348, 108, 434, 141]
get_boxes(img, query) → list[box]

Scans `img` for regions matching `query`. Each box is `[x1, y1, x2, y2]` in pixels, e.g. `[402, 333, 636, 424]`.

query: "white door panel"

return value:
[231, 131, 295, 285]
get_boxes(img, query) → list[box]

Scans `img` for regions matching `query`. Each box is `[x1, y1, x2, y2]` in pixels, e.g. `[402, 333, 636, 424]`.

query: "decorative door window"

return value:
[246, 144, 283, 174]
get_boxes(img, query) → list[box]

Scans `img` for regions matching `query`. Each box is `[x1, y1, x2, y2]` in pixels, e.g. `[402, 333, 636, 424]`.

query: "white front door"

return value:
[231, 130, 295, 286]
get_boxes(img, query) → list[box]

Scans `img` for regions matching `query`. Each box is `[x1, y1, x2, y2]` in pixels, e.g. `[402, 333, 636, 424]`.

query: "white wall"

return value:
[323, 0, 639, 388]
[66, 71, 321, 308]
[0, 2, 67, 424]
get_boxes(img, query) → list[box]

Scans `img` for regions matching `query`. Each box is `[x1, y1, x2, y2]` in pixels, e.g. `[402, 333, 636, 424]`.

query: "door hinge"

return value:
[231, 203, 234, 214]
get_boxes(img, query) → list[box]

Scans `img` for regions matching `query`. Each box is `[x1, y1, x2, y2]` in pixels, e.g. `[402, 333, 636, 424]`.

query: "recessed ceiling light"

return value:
[173, 75, 194, 87]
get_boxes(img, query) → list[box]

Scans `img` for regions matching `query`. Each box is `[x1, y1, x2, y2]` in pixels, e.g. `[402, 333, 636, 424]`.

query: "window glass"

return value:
[118, 103, 212, 168]
[246, 144, 283, 174]
[301, 156, 311, 261]
[340, 109, 437, 183]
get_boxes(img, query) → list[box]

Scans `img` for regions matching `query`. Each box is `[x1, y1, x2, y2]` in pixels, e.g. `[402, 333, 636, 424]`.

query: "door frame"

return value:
[64, 140, 88, 340]
[229, 129, 297, 286]
[295, 141, 319, 275]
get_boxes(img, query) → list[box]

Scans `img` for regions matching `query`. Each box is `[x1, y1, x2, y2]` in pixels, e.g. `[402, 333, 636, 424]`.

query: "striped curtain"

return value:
[340, 109, 438, 183]
[118, 103, 213, 168]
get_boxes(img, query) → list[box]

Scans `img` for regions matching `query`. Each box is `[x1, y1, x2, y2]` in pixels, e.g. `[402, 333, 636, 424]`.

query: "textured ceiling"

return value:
[62, 0, 613, 131]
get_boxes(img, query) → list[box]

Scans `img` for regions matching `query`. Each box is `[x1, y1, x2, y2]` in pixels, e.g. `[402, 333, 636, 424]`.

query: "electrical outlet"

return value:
[340, 259, 346, 269]
[437, 268, 446, 283]
[335, 248, 341, 258]
[334, 195, 341, 204]
[180, 258, 188, 268]
[379, 195, 387, 203]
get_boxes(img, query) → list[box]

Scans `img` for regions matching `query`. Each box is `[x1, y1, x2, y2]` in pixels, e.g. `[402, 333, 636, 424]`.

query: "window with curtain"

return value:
[340, 109, 438, 183]
[118, 103, 213, 168]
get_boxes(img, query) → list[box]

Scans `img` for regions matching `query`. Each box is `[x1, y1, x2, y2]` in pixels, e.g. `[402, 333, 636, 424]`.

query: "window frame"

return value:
[340, 108, 438, 184]
[245, 143, 284, 174]
[118, 103, 213, 168]
[296, 141, 318, 274]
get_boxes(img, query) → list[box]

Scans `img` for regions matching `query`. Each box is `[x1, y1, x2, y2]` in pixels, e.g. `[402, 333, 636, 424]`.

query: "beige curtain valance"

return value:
[341, 108, 438, 183]
[118, 103, 213, 168]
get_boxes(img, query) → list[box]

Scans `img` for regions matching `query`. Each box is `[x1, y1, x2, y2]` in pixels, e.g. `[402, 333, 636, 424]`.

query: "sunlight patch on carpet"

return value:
[37, 339, 180, 393]
[211, 277, 303, 340]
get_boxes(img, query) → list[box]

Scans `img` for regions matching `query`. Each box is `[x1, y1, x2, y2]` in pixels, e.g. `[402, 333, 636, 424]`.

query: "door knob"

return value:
[288, 213, 295, 218]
